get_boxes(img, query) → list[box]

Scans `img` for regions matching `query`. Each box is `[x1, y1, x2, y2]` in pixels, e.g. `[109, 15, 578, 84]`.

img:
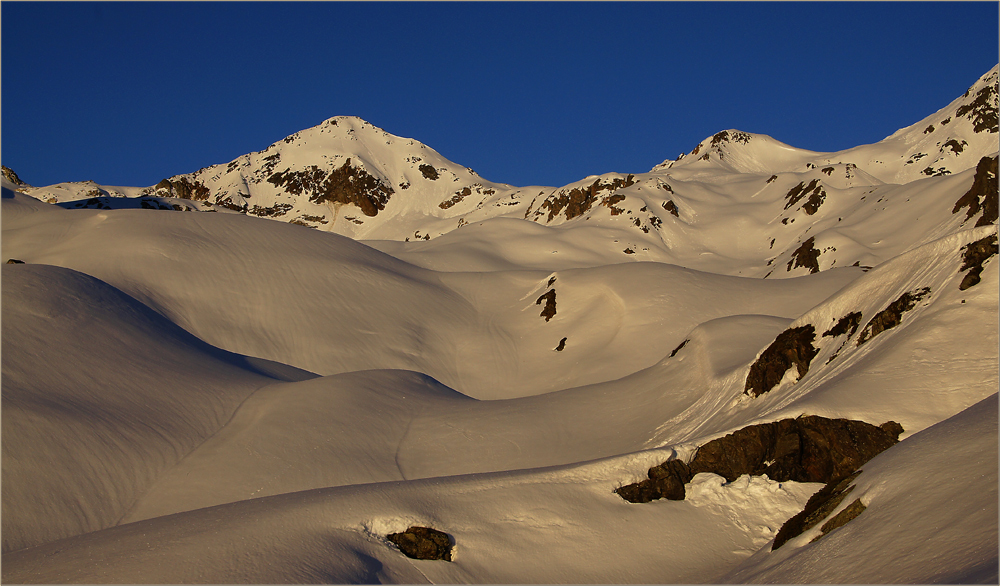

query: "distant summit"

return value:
[16, 66, 999, 277]
[655, 65, 999, 184]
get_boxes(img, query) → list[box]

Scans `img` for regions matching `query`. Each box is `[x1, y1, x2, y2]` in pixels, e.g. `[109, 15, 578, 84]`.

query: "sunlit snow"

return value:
[2, 65, 997, 584]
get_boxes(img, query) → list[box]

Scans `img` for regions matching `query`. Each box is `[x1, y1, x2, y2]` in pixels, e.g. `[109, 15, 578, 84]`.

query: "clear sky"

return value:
[2, 2, 998, 188]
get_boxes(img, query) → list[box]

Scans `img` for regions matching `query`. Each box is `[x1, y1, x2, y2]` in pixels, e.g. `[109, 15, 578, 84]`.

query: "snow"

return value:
[723, 393, 998, 584]
[2, 65, 997, 583]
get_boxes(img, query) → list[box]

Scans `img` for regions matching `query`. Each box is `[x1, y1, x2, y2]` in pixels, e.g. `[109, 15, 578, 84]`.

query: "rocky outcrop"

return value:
[686, 416, 901, 484]
[952, 156, 998, 227]
[856, 287, 931, 346]
[615, 459, 693, 502]
[784, 180, 826, 215]
[536, 289, 557, 322]
[153, 177, 211, 201]
[822, 312, 862, 338]
[249, 203, 293, 218]
[669, 339, 689, 358]
[267, 159, 393, 217]
[616, 417, 901, 505]
[959, 233, 998, 290]
[2, 165, 28, 187]
[744, 325, 819, 398]
[440, 187, 471, 209]
[386, 526, 453, 561]
[771, 470, 862, 550]
[786, 237, 821, 274]
[532, 175, 636, 222]
[419, 164, 439, 180]
[955, 76, 998, 133]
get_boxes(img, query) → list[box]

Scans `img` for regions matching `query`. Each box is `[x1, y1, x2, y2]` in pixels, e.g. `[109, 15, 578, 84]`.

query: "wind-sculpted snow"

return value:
[1, 195, 864, 399]
[1, 263, 313, 552]
[2, 66, 997, 584]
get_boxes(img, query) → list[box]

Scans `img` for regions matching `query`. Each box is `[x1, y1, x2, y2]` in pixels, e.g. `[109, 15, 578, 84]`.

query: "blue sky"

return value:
[2, 2, 998, 188]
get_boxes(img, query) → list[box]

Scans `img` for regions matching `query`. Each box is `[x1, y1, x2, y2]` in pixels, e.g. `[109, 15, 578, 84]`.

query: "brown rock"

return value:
[856, 287, 931, 346]
[687, 416, 900, 484]
[536, 289, 557, 322]
[387, 526, 453, 561]
[958, 233, 998, 290]
[615, 459, 693, 503]
[952, 156, 998, 227]
[744, 325, 819, 397]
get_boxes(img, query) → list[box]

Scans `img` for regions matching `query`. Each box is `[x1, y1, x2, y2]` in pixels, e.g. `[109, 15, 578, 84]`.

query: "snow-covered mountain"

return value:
[16, 66, 999, 279]
[2, 65, 997, 583]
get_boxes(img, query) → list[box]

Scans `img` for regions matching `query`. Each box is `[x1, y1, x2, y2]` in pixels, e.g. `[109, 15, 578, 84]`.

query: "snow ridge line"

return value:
[112, 377, 288, 526]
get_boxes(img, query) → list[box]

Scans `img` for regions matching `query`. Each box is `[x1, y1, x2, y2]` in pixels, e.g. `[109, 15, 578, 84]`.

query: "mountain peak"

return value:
[654, 129, 821, 175]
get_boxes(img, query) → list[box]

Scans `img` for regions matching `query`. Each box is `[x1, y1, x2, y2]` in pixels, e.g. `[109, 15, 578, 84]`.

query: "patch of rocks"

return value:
[386, 526, 454, 561]
[615, 416, 902, 503]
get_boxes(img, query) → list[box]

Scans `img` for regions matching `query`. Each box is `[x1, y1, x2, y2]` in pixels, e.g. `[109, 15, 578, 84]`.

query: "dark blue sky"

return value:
[2, 2, 998, 188]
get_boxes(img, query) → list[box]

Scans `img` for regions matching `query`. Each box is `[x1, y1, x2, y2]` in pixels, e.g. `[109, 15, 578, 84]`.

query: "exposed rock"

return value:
[744, 325, 819, 398]
[267, 159, 393, 217]
[856, 287, 931, 346]
[1, 165, 27, 186]
[154, 177, 211, 201]
[669, 339, 689, 358]
[419, 164, 439, 180]
[623, 248, 635, 254]
[6, 259, 25, 264]
[958, 233, 998, 290]
[616, 417, 900, 507]
[822, 312, 862, 338]
[249, 203, 293, 218]
[440, 186, 471, 209]
[662, 200, 679, 217]
[687, 417, 901, 484]
[710, 130, 751, 147]
[215, 196, 247, 213]
[615, 459, 693, 503]
[772, 470, 861, 550]
[534, 175, 636, 222]
[786, 237, 821, 274]
[386, 526, 453, 561]
[801, 187, 826, 215]
[814, 497, 866, 541]
[536, 289, 557, 322]
[555, 337, 567, 351]
[952, 156, 998, 227]
[955, 78, 998, 133]
[601, 193, 627, 215]
[784, 179, 823, 211]
[879, 420, 905, 438]
[942, 139, 967, 153]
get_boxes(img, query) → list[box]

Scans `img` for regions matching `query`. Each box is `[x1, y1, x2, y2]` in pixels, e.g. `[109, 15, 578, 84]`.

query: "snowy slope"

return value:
[1, 260, 314, 552]
[1, 189, 863, 399]
[656, 65, 999, 184]
[2, 65, 997, 584]
[723, 393, 998, 584]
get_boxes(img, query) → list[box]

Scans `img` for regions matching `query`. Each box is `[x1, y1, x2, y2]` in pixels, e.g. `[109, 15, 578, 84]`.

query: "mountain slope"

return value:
[1, 65, 997, 584]
[14, 66, 997, 279]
